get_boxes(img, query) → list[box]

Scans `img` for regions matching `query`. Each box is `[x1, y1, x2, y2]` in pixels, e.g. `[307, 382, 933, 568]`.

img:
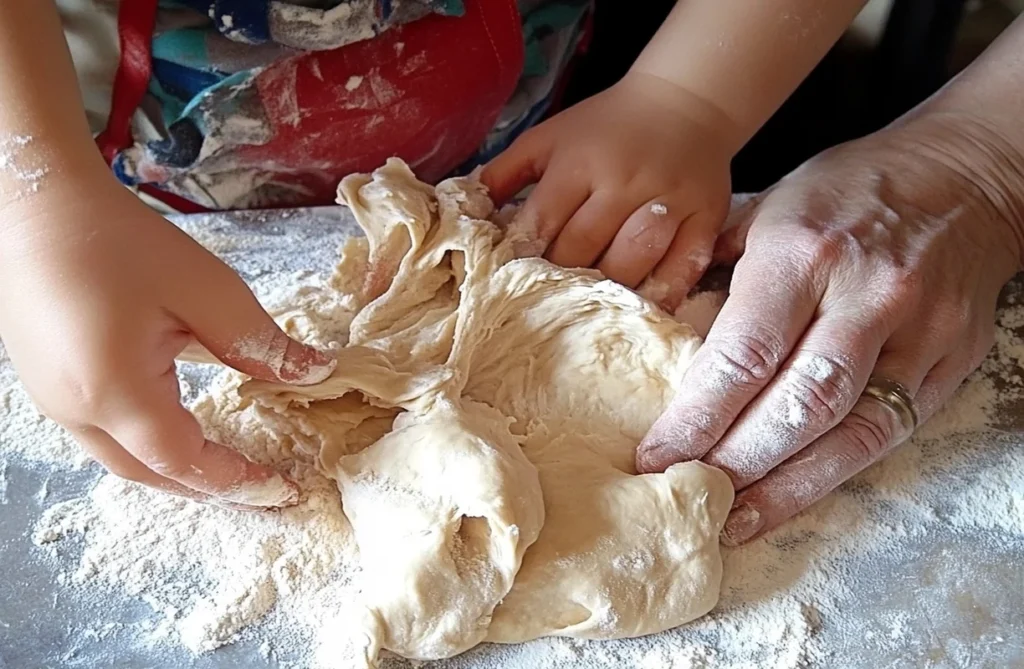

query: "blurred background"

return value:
[561, 0, 1023, 192]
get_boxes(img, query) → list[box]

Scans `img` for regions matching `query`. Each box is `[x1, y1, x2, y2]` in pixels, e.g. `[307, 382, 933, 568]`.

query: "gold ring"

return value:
[862, 376, 919, 442]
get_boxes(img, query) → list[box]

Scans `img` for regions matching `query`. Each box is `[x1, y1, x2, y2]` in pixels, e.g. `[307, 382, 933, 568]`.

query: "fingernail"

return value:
[280, 341, 337, 385]
[224, 474, 301, 508]
[635, 442, 668, 474]
[721, 504, 764, 547]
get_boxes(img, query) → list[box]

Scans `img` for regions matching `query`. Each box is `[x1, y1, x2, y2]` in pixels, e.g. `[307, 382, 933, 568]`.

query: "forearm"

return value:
[0, 0, 105, 209]
[632, 0, 867, 153]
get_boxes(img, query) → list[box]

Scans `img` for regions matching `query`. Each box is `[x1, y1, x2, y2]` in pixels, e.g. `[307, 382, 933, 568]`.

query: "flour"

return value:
[0, 134, 50, 198]
[269, 1, 374, 51]
[0, 359, 91, 469]
[26, 373, 365, 664]
[226, 330, 337, 387]
[2, 223, 1023, 667]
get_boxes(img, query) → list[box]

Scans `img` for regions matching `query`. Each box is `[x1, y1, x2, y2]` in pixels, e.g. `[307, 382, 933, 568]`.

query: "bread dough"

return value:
[238, 159, 734, 666]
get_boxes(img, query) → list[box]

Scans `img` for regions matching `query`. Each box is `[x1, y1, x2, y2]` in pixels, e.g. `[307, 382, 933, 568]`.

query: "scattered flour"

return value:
[2, 227, 1023, 667]
[0, 363, 91, 470]
[269, 1, 374, 51]
[0, 134, 50, 198]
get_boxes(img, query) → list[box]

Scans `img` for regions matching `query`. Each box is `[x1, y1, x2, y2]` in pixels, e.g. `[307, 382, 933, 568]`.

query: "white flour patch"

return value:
[0, 134, 50, 198]
[0, 363, 91, 469]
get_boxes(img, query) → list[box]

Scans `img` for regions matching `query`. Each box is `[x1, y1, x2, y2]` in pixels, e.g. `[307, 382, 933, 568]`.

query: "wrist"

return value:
[0, 134, 110, 214]
[0, 148, 115, 218]
[620, 69, 746, 157]
[891, 111, 1024, 273]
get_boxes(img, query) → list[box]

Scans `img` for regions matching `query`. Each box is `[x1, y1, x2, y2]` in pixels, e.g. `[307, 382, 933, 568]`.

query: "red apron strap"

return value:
[95, 0, 160, 164]
[96, 0, 209, 213]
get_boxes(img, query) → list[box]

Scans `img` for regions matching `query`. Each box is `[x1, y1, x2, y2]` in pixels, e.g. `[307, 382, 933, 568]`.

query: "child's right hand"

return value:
[0, 174, 335, 508]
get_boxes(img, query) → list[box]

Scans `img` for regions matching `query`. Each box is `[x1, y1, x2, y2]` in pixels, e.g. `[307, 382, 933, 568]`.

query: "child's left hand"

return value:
[482, 71, 735, 310]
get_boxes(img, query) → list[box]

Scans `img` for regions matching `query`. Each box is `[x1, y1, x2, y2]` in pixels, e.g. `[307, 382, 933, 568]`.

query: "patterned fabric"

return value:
[461, 0, 590, 171]
[95, 0, 592, 210]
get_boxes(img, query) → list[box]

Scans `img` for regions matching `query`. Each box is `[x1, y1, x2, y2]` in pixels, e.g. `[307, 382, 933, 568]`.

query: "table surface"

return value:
[1, 207, 1022, 669]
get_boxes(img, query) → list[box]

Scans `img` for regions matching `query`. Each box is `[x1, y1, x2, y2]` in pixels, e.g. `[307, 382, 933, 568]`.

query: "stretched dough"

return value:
[238, 159, 733, 666]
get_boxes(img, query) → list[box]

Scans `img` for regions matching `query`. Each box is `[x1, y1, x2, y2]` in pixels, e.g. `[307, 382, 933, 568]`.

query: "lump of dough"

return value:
[487, 453, 732, 642]
[449, 259, 733, 641]
[236, 158, 734, 667]
[333, 400, 543, 660]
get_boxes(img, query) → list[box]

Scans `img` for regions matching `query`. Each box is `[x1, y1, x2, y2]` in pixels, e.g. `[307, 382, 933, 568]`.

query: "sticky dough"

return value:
[238, 159, 734, 665]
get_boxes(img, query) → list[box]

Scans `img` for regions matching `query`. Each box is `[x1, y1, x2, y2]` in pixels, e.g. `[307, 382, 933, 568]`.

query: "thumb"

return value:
[712, 192, 766, 266]
[174, 261, 336, 385]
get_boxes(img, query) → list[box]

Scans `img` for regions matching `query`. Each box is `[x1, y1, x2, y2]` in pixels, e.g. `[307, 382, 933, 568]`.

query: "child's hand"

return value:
[482, 71, 734, 309]
[0, 176, 335, 508]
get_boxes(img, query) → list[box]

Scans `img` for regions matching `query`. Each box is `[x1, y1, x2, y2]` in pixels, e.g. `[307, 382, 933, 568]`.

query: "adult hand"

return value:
[0, 174, 336, 508]
[636, 115, 1024, 544]
[482, 71, 734, 309]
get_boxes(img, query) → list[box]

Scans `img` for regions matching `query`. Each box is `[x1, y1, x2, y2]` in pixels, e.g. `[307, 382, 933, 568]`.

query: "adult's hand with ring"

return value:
[635, 104, 1024, 544]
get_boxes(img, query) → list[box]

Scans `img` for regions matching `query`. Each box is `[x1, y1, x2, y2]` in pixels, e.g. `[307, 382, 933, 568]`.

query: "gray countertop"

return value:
[1, 207, 1022, 669]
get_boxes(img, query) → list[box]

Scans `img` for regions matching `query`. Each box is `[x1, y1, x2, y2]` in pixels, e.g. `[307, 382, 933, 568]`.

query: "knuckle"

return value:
[932, 297, 974, 335]
[660, 409, 721, 450]
[803, 228, 848, 268]
[707, 333, 785, 388]
[782, 354, 858, 430]
[573, 224, 611, 254]
[889, 269, 924, 303]
[781, 386, 841, 433]
[147, 456, 193, 481]
[871, 270, 925, 327]
[837, 410, 894, 461]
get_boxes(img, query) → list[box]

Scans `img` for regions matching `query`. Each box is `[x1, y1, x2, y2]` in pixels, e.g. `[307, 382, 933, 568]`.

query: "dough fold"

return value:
[237, 159, 734, 666]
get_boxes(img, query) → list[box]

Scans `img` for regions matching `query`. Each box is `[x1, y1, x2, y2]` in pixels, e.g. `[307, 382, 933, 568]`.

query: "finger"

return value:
[636, 253, 824, 474]
[595, 196, 687, 288]
[915, 324, 995, 423]
[719, 394, 905, 545]
[712, 192, 765, 266]
[506, 170, 591, 259]
[702, 312, 886, 489]
[100, 367, 301, 508]
[174, 258, 336, 385]
[73, 426, 266, 511]
[720, 344, 978, 546]
[480, 132, 547, 205]
[71, 424, 209, 501]
[546, 192, 642, 272]
[636, 207, 723, 310]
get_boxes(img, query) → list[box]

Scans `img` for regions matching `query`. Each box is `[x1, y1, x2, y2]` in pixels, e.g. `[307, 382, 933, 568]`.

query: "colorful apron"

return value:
[93, 0, 592, 211]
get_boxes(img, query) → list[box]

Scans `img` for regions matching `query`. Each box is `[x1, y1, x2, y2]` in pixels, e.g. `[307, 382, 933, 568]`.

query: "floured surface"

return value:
[2, 200, 1023, 668]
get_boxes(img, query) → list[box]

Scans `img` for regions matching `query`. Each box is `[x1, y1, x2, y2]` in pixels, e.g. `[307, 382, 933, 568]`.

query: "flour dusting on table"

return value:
[2, 230, 1023, 668]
